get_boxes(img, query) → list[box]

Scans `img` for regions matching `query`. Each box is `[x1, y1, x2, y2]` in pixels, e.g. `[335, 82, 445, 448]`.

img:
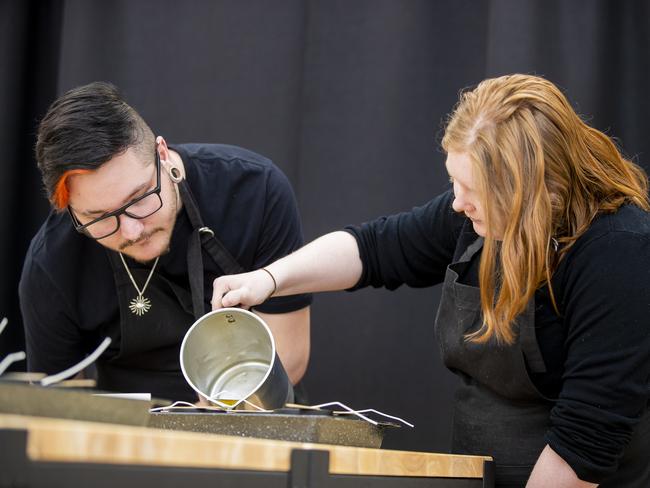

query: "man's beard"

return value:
[119, 183, 181, 261]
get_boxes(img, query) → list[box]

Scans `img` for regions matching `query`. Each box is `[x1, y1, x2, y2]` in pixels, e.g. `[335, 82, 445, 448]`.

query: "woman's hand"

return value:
[527, 446, 597, 488]
[211, 269, 276, 310]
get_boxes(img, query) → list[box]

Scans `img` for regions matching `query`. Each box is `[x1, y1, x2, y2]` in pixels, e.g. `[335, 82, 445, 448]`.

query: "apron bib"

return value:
[96, 179, 245, 402]
[434, 236, 649, 487]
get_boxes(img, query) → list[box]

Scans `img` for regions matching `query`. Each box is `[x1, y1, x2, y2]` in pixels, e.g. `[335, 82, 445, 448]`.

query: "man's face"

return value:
[67, 146, 179, 262]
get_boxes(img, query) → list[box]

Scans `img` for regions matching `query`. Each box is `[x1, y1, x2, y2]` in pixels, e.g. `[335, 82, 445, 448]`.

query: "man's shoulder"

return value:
[173, 143, 287, 195]
[22, 211, 95, 284]
[174, 142, 292, 207]
[166, 143, 302, 275]
[173, 143, 276, 172]
[28, 211, 78, 259]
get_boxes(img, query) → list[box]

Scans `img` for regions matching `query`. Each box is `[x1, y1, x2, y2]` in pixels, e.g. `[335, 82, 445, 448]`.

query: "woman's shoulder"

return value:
[558, 204, 650, 284]
[575, 204, 650, 250]
[599, 203, 650, 234]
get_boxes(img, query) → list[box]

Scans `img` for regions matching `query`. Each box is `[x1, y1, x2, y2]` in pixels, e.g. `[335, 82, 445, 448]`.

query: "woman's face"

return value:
[446, 151, 488, 237]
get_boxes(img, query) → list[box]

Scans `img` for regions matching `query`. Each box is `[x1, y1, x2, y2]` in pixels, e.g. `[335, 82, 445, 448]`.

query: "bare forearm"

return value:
[527, 445, 597, 488]
[266, 231, 363, 296]
[212, 231, 363, 310]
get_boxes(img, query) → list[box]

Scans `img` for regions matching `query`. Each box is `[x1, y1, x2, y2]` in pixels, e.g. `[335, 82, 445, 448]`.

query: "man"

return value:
[19, 82, 311, 402]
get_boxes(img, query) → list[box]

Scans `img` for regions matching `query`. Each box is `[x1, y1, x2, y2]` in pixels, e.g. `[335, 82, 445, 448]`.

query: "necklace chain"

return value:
[119, 253, 159, 316]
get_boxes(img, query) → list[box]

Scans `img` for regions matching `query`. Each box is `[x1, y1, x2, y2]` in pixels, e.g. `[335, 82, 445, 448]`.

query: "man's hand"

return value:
[211, 269, 276, 310]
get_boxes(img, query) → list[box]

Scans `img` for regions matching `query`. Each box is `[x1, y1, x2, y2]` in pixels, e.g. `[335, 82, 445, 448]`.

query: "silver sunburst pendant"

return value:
[129, 295, 152, 316]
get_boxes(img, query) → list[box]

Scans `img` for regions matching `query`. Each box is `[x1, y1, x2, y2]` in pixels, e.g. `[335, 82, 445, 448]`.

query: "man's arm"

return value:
[20, 257, 86, 374]
[255, 306, 310, 385]
[527, 445, 597, 488]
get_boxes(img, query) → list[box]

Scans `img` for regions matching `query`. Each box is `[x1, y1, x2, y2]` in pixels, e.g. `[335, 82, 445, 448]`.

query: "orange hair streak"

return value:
[52, 169, 92, 209]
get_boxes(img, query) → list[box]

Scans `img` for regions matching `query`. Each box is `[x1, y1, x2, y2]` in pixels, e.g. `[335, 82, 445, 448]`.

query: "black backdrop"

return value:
[1, 0, 649, 452]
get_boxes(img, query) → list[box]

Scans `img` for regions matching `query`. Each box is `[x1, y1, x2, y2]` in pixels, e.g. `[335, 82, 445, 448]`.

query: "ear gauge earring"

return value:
[162, 160, 183, 183]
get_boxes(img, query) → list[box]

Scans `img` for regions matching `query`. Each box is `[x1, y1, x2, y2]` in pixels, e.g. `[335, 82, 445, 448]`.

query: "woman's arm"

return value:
[211, 231, 362, 309]
[542, 225, 650, 482]
[212, 192, 464, 308]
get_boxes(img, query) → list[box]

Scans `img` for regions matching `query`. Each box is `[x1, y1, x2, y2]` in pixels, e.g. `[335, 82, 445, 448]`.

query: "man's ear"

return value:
[156, 136, 184, 182]
[156, 135, 170, 161]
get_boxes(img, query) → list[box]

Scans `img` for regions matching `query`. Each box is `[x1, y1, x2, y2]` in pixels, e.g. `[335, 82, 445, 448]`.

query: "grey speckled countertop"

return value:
[148, 409, 396, 448]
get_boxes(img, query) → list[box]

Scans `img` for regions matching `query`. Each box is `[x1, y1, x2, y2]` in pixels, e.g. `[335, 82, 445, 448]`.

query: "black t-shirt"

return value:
[345, 190, 650, 482]
[20, 143, 311, 381]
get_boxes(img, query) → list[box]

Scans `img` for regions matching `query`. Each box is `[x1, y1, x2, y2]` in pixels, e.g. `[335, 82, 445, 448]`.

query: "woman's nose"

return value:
[452, 196, 465, 213]
[452, 193, 476, 214]
[452, 185, 467, 212]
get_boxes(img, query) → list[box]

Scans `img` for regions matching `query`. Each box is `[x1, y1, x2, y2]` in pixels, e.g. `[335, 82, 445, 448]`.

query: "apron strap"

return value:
[458, 236, 484, 263]
[178, 180, 245, 319]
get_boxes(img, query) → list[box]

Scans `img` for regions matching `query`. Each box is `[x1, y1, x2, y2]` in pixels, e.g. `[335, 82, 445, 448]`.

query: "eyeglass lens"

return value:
[83, 193, 163, 238]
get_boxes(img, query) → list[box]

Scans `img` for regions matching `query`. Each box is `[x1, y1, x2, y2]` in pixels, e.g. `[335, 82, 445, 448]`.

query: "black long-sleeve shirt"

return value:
[345, 190, 650, 482]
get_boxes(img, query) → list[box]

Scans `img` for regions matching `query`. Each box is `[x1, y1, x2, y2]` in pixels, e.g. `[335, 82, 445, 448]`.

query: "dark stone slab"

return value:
[0, 381, 152, 426]
[148, 408, 395, 448]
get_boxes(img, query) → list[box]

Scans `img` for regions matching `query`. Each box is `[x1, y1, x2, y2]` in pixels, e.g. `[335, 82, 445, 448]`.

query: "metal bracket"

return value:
[482, 459, 495, 488]
[289, 449, 329, 488]
[0, 429, 29, 487]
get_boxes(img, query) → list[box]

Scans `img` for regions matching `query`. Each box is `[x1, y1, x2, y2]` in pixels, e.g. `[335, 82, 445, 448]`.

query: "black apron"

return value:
[434, 236, 650, 487]
[96, 179, 245, 401]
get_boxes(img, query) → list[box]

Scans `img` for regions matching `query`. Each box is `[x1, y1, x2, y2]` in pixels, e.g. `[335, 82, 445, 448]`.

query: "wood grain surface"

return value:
[0, 414, 491, 478]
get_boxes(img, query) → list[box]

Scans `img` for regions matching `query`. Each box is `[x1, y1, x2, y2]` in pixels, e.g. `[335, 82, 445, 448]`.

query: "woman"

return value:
[211, 74, 650, 487]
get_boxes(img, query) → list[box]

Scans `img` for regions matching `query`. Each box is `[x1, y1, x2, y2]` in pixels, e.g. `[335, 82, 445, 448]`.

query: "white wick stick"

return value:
[0, 317, 8, 336]
[0, 351, 26, 376]
[94, 393, 152, 401]
[41, 337, 112, 387]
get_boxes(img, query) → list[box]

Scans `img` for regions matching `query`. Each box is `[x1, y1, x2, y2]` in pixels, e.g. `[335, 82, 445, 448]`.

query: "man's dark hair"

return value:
[35, 81, 155, 207]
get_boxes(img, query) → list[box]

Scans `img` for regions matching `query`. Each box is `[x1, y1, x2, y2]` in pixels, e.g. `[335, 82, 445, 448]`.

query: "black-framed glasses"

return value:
[68, 150, 163, 240]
